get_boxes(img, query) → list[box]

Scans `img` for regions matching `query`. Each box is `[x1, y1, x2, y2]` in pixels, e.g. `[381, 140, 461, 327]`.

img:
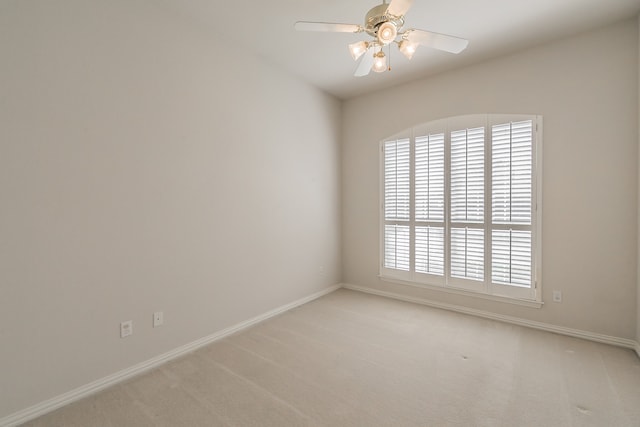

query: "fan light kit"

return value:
[295, 0, 469, 77]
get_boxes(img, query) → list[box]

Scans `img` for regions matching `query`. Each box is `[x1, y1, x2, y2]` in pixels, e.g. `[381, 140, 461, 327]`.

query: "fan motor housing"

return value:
[364, 3, 405, 38]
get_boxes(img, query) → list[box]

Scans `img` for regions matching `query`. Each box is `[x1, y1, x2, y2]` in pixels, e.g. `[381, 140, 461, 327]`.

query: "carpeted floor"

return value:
[22, 289, 640, 426]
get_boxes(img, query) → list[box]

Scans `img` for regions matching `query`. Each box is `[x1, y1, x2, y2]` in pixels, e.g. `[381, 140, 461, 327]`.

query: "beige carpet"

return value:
[22, 289, 640, 426]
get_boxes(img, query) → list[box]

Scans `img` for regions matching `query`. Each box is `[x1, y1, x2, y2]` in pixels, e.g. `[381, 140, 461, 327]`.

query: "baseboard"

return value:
[0, 284, 341, 427]
[342, 283, 638, 351]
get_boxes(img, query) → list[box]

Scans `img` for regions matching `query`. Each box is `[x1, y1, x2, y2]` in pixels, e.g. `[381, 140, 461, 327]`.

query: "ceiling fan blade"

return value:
[294, 21, 362, 33]
[386, 0, 414, 17]
[354, 48, 375, 77]
[405, 29, 469, 54]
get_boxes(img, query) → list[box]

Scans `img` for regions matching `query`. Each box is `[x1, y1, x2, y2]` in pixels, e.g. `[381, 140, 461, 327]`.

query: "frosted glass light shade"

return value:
[348, 41, 369, 60]
[372, 51, 387, 73]
[399, 40, 418, 60]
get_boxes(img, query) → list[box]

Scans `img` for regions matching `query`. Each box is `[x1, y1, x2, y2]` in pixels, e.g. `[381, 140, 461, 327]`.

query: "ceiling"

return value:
[162, 0, 640, 100]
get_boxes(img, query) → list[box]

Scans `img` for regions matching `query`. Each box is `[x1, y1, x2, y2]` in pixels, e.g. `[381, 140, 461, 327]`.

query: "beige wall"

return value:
[0, 0, 341, 418]
[343, 19, 638, 340]
[637, 13, 640, 348]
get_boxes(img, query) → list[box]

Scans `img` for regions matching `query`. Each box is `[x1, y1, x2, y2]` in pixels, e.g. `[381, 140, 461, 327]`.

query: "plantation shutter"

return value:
[491, 120, 533, 288]
[415, 134, 445, 222]
[450, 126, 484, 282]
[492, 229, 531, 286]
[415, 226, 444, 275]
[384, 225, 410, 271]
[380, 114, 539, 302]
[492, 121, 532, 224]
[451, 127, 484, 223]
[384, 139, 410, 222]
[451, 227, 485, 281]
[383, 139, 411, 271]
[415, 133, 445, 276]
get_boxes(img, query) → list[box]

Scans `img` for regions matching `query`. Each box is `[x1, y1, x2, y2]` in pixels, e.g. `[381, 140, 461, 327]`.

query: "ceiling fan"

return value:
[294, 0, 468, 77]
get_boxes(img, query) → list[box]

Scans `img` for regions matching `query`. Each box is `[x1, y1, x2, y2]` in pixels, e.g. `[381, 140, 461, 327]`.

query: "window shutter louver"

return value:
[492, 121, 532, 224]
[451, 227, 484, 281]
[415, 134, 445, 222]
[384, 139, 411, 221]
[451, 127, 484, 223]
[492, 230, 532, 287]
[385, 225, 410, 271]
[415, 226, 444, 275]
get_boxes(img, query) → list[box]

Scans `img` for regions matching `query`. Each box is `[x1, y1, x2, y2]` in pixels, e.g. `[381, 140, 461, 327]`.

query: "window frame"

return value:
[379, 114, 543, 307]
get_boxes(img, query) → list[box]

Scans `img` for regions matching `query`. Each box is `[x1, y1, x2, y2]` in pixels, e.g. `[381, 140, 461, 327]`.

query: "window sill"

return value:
[379, 275, 544, 309]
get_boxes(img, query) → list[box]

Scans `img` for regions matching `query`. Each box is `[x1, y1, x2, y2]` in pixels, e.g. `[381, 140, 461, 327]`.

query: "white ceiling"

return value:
[163, 0, 640, 100]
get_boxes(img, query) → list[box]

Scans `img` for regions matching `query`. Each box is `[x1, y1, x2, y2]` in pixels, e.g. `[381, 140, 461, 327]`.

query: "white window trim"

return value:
[379, 114, 543, 308]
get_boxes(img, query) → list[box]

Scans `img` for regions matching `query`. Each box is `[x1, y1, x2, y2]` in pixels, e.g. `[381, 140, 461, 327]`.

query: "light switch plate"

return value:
[153, 312, 163, 328]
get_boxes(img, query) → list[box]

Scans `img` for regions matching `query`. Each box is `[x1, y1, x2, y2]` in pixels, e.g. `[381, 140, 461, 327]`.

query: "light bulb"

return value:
[399, 40, 418, 60]
[377, 22, 397, 45]
[348, 41, 369, 61]
[372, 51, 387, 73]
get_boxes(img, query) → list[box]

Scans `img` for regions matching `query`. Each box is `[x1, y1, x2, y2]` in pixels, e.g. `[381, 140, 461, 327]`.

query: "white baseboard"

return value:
[342, 283, 638, 351]
[0, 284, 341, 427]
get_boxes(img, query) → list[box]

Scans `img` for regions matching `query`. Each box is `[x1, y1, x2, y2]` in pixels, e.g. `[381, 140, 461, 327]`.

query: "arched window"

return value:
[380, 114, 542, 304]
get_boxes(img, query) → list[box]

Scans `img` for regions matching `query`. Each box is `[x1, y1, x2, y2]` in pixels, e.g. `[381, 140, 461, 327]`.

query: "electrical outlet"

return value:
[552, 290, 562, 303]
[120, 320, 133, 338]
[153, 311, 163, 328]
